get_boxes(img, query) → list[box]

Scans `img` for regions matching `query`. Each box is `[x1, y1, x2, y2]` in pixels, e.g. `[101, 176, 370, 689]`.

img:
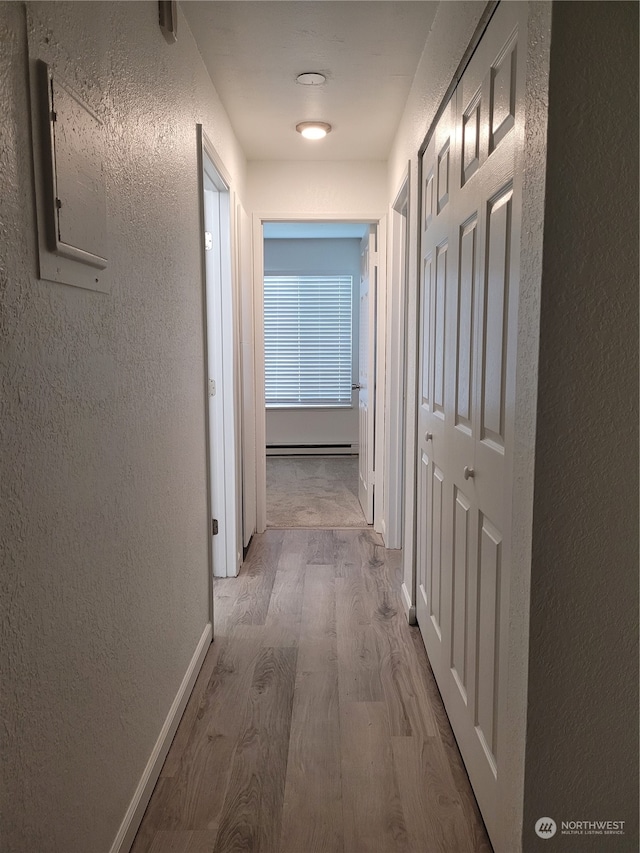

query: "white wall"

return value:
[0, 3, 246, 852]
[264, 238, 361, 450]
[247, 160, 388, 218]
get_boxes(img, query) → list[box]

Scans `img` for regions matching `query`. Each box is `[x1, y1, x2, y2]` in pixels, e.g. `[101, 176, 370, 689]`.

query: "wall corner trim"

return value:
[109, 622, 213, 853]
[401, 582, 417, 625]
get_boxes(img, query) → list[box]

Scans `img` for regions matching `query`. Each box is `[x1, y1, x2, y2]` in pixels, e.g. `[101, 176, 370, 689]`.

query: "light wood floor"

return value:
[131, 529, 492, 853]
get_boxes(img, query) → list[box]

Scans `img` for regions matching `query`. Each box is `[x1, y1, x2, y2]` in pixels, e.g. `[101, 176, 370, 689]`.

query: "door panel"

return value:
[455, 216, 477, 429]
[489, 32, 517, 153]
[462, 91, 481, 186]
[451, 486, 472, 703]
[420, 254, 433, 409]
[481, 186, 512, 448]
[437, 139, 451, 213]
[417, 450, 430, 615]
[416, 450, 430, 623]
[429, 463, 444, 636]
[433, 242, 448, 416]
[423, 169, 435, 232]
[476, 514, 502, 771]
[415, 3, 526, 846]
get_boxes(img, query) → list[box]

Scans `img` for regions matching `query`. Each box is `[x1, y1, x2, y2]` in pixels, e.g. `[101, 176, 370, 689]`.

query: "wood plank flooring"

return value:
[131, 529, 492, 853]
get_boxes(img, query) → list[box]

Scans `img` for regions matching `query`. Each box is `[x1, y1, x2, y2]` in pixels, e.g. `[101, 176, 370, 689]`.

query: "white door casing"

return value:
[415, 3, 526, 846]
[373, 216, 387, 537]
[384, 174, 409, 550]
[237, 203, 257, 548]
[201, 141, 240, 579]
[358, 226, 377, 524]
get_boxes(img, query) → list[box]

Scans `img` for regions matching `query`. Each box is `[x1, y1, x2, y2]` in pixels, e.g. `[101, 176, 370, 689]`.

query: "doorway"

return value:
[253, 219, 383, 531]
[199, 128, 240, 580]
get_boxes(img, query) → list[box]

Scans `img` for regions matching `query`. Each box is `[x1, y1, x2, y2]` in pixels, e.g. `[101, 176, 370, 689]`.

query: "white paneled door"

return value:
[416, 2, 525, 845]
[358, 226, 377, 524]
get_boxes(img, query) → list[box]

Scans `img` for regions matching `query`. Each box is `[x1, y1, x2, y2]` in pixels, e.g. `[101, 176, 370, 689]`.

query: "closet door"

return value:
[415, 2, 525, 845]
[416, 96, 456, 687]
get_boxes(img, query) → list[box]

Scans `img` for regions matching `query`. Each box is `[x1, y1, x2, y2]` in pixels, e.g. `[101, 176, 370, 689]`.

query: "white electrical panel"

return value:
[29, 58, 109, 292]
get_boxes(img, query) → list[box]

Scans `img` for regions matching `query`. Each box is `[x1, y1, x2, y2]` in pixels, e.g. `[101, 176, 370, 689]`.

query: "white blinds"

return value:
[264, 275, 353, 407]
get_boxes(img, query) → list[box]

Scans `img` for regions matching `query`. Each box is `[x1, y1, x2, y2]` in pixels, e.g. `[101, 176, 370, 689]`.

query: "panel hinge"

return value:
[212, 518, 218, 536]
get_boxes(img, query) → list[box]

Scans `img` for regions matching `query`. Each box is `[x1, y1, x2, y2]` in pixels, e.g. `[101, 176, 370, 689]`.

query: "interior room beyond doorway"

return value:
[266, 455, 366, 528]
[262, 221, 371, 528]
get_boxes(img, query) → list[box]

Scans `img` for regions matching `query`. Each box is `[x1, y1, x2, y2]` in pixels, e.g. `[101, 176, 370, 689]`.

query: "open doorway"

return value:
[259, 221, 375, 529]
[199, 128, 240, 579]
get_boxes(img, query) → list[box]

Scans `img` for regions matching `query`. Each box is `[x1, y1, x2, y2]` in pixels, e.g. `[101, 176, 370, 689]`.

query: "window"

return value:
[264, 274, 353, 407]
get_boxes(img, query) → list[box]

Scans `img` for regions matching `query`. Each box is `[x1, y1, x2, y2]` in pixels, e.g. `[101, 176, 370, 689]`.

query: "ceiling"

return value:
[182, 1, 439, 161]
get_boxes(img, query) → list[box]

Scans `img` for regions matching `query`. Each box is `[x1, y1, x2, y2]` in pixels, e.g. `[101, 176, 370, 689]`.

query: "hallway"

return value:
[131, 529, 491, 853]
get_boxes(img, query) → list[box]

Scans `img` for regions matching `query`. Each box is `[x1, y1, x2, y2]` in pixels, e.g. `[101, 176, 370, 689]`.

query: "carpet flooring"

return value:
[266, 455, 368, 528]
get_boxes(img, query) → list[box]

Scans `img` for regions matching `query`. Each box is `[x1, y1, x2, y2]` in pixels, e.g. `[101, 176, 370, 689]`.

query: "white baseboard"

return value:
[109, 622, 213, 853]
[380, 518, 387, 543]
[401, 582, 417, 625]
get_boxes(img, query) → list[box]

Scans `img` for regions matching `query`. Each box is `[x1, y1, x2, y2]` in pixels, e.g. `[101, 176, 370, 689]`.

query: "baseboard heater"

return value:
[266, 443, 358, 457]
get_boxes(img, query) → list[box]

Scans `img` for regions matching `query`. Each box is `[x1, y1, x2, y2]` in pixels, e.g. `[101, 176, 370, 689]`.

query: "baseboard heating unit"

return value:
[266, 443, 358, 457]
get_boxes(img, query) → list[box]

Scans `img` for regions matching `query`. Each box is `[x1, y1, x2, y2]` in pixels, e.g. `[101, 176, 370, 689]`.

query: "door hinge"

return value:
[212, 518, 218, 536]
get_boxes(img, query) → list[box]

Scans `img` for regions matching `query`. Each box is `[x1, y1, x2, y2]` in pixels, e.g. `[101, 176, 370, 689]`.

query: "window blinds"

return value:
[264, 275, 353, 407]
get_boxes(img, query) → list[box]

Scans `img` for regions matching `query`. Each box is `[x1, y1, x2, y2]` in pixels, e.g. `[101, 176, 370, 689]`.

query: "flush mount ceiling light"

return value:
[296, 121, 332, 140]
[296, 72, 326, 86]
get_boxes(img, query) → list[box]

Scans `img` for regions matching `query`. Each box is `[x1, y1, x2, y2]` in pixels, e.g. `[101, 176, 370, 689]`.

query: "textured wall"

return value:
[501, 3, 554, 850]
[524, 2, 639, 850]
[0, 3, 245, 852]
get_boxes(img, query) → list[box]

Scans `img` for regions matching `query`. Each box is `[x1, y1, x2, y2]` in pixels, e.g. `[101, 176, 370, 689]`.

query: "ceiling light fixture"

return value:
[296, 121, 332, 140]
[296, 72, 326, 86]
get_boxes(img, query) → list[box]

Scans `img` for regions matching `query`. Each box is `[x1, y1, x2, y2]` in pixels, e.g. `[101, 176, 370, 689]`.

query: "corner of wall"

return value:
[523, 3, 639, 848]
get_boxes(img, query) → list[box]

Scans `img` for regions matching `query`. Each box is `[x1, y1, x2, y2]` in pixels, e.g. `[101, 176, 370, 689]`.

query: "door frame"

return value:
[252, 213, 386, 534]
[384, 166, 410, 549]
[197, 126, 241, 585]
